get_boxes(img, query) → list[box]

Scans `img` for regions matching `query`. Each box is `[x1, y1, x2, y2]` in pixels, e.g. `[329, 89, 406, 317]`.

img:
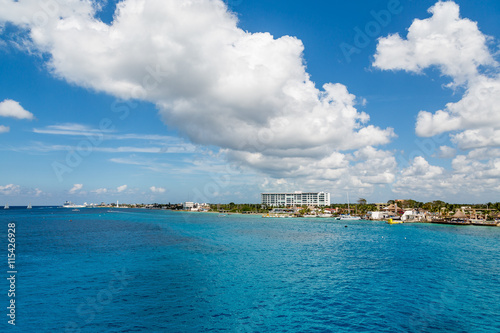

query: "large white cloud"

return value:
[237, 145, 397, 196]
[373, 1, 495, 84]
[415, 75, 500, 138]
[374, 1, 499, 142]
[393, 153, 500, 200]
[374, 1, 500, 200]
[0, 0, 395, 190]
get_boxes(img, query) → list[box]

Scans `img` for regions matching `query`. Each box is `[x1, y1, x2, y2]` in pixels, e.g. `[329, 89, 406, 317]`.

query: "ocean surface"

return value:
[1, 207, 500, 332]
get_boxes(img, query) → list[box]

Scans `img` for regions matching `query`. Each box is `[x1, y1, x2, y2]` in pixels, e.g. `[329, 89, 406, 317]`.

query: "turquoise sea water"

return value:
[1, 207, 500, 332]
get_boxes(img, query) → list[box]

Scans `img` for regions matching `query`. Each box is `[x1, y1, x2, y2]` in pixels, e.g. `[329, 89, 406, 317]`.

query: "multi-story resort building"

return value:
[261, 191, 331, 207]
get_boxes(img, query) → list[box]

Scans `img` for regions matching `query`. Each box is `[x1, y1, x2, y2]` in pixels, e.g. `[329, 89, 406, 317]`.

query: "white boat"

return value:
[27, 203, 32, 209]
[4, 203, 9, 209]
[62, 201, 86, 208]
[338, 214, 361, 221]
[338, 192, 361, 220]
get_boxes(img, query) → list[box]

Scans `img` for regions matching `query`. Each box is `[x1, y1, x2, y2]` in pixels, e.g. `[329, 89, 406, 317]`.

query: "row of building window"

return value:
[261, 192, 331, 206]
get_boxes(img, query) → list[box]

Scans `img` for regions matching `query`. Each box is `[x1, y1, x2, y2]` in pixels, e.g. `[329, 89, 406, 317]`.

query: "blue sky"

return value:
[1, 0, 499, 205]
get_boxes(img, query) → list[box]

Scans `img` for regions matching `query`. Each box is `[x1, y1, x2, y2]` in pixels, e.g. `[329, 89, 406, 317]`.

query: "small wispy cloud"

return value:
[0, 125, 10, 133]
[91, 185, 131, 195]
[108, 157, 147, 166]
[117, 184, 127, 192]
[0, 184, 43, 197]
[33, 123, 114, 136]
[33, 123, 196, 145]
[69, 184, 83, 194]
[0, 184, 20, 195]
[109, 156, 174, 173]
[92, 188, 108, 195]
[2, 142, 196, 154]
[98, 146, 163, 153]
[28, 123, 200, 154]
[150, 186, 166, 193]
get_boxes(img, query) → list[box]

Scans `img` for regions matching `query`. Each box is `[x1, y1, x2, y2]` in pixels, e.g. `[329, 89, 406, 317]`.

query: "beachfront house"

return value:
[370, 211, 389, 220]
[401, 209, 425, 222]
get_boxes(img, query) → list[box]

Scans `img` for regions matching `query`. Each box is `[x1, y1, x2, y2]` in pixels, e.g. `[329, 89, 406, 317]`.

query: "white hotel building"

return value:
[261, 191, 331, 207]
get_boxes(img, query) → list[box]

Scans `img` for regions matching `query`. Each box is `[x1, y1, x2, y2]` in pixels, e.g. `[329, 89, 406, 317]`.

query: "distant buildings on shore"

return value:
[183, 202, 210, 212]
[261, 191, 330, 207]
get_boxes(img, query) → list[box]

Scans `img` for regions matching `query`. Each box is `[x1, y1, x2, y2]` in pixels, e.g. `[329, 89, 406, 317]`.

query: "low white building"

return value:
[183, 202, 210, 211]
[370, 211, 389, 220]
[183, 202, 194, 210]
[401, 209, 425, 221]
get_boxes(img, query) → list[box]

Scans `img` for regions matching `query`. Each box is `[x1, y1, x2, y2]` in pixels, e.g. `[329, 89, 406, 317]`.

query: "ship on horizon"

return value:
[62, 201, 86, 208]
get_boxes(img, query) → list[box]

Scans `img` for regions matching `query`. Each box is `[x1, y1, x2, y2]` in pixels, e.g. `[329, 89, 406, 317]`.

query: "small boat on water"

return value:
[470, 219, 499, 227]
[386, 218, 402, 224]
[4, 203, 9, 210]
[27, 203, 32, 209]
[337, 215, 361, 221]
[337, 192, 361, 220]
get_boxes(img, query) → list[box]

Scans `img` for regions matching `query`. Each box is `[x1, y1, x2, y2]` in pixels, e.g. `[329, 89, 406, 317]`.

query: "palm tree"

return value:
[358, 198, 367, 205]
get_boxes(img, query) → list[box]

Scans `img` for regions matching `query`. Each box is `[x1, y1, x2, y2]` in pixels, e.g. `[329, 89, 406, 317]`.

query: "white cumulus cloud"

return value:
[0, 0, 396, 190]
[374, 1, 500, 143]
[435, 145, 457, 159]
[392, 156, 448, 197]
[0, 99, 34, 120]
[373, 1, 495, 85]
[0, 125, 9, 133]
[393, 153, 500, 201]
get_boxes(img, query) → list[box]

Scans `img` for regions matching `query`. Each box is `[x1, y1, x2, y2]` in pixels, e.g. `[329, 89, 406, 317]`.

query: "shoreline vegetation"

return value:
[44, 199, 500, 227]
[7, 200, 498, 226]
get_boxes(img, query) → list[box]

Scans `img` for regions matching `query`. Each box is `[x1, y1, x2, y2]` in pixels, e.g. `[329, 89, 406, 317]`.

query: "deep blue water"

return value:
[1, 207, 500, 332]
